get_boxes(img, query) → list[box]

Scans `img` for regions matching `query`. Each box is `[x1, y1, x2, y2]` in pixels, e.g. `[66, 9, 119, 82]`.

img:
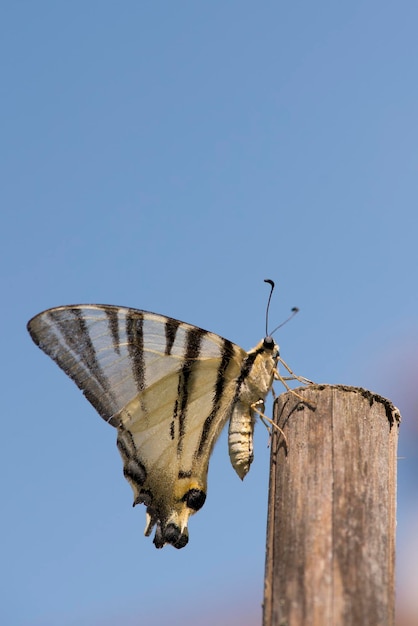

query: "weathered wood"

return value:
[263, 384, 400, 626]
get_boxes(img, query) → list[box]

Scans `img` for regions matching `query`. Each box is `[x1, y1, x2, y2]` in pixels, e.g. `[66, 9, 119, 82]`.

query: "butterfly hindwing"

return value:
[28, 304, 280, 548]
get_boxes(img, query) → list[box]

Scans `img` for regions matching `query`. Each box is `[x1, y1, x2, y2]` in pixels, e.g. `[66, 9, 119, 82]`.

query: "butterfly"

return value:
[27, 280, 303, 549]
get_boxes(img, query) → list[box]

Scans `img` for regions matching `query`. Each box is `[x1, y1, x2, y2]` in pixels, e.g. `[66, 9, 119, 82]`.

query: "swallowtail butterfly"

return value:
[27, 280, 304, 549]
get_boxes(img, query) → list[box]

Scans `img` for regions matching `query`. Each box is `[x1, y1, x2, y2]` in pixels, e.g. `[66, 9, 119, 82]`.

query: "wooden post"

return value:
[263, 384, 400, 626]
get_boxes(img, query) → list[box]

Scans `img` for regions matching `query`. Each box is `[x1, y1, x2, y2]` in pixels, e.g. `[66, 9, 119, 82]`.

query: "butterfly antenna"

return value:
[264, 279, 275, 336]
[270, 307, 299, 336]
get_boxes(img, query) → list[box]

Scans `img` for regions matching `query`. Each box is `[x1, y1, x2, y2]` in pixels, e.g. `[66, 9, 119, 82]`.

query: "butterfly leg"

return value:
[273, 359, 315, 406]
[251, 400, 288, 449]
[277, 357, 314, 386]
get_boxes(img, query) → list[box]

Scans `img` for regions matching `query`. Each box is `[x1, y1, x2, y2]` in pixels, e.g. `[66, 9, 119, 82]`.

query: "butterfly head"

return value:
[262, 335, 279, 356]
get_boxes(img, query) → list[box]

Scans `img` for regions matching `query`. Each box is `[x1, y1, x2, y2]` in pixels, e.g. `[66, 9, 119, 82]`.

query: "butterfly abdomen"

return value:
[228, 402, 255, 479]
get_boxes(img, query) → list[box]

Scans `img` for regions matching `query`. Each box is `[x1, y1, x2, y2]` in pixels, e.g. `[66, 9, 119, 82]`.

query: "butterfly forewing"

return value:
[28, 304, 276, 549]
[28, 307, 234, 416]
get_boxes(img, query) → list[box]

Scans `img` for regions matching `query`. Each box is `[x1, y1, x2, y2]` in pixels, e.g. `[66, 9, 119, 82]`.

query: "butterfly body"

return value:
[28, 304, 280, 549]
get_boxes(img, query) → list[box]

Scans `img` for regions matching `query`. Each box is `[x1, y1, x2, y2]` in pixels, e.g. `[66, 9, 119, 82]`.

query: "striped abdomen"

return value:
[228, 401, 256, 479]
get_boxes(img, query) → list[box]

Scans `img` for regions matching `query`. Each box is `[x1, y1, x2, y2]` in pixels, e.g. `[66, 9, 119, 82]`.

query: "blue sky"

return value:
[2, 2, 418, 624]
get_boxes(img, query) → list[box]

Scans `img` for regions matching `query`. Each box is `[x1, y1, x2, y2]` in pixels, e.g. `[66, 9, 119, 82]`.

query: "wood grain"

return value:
[263, 385, 400, 626]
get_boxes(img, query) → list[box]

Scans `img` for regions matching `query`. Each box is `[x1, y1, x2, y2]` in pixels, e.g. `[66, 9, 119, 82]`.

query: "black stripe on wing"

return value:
[39, 308, 120, 422]
[172, 326, 207, 454]
[105, 308, 121, 356]
[230, 348, 262, 403]
[196, 338, 236, 458]
[165, 318, 180, 356]
[125, 311, 146, 393]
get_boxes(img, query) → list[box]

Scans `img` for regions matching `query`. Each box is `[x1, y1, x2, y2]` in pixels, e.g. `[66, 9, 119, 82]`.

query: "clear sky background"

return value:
[2, 2, 418, 625]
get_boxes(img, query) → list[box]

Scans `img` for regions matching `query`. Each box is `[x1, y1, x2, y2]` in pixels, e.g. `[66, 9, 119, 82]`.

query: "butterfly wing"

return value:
[28, 305, 247, 548]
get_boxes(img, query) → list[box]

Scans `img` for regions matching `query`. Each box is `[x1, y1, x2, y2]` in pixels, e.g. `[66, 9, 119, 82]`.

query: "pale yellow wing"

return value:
[28, 305, 247, 548]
